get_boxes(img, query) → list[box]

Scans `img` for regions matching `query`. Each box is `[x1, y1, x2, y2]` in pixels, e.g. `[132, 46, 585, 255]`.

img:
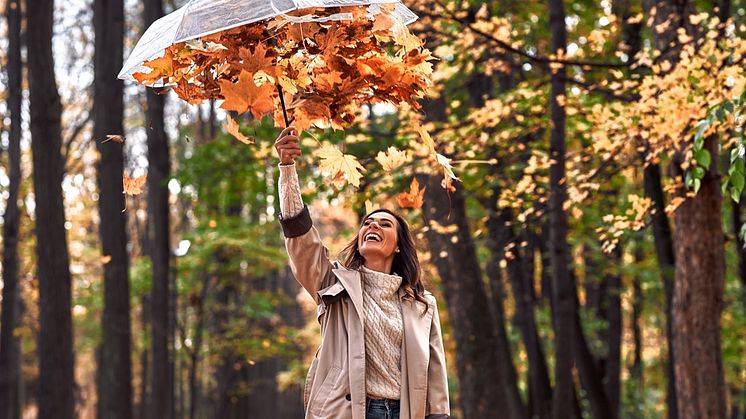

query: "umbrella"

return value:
[119, 0, 432, 130]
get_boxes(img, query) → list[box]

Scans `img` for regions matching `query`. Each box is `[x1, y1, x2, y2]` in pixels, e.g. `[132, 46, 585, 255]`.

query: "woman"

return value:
[274, 126, 450, 419]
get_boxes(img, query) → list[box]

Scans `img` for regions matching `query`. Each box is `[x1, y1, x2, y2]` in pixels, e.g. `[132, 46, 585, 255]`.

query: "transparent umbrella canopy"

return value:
[119, 0, 418, 81]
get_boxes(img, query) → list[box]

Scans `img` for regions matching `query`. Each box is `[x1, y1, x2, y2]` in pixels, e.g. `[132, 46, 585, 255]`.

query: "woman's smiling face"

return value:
[358, 212, 399, 260]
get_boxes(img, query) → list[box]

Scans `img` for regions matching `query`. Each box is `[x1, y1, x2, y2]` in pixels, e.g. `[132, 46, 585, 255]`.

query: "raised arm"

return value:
[275, 127, 335, 303]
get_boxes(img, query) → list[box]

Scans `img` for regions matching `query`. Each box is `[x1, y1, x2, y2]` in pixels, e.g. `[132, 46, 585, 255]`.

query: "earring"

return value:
[395, 248, 400, 253]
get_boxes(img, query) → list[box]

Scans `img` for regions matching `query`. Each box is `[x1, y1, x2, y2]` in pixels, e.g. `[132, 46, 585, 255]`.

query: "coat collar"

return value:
[331, 263, 366, 327]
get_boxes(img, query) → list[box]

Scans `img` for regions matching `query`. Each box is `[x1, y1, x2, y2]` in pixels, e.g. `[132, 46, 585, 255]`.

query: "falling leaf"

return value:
[376, 147, 410, 172]
[314, 144, 365, 188]
[223, 116, 254, 144]
[365, 200, 380, 215]
[123, 174, 147, 196]
[219, 70, 275, 119]
[102, 134, 124, 144]
[413, 121, 459, 190]
[397, 178, 426, 209]
[415, 121, 436, 155]
[436, 153, 459, 185]
[101, 255, 112, 264]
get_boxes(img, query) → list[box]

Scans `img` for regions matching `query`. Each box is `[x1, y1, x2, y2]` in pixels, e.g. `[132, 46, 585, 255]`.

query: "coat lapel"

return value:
[331, 265, 365, 328]
[399, 291, 434, 418]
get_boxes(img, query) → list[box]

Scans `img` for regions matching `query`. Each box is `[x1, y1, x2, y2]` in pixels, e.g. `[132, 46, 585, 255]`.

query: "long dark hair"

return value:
[340, 208, 429, 314]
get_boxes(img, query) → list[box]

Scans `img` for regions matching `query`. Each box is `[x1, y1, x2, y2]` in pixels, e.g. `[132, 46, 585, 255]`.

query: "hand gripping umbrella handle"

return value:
[276, 83, 291, 128]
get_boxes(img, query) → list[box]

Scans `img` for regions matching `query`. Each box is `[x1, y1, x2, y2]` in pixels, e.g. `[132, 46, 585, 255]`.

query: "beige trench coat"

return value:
[280, 206, 450, 419]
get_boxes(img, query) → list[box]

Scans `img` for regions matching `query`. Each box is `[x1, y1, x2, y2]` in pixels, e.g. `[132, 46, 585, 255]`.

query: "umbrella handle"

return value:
[276, 83, 291, 128]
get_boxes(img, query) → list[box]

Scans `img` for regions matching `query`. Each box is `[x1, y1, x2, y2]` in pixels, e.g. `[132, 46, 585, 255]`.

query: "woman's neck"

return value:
[363, 258, 393, 274]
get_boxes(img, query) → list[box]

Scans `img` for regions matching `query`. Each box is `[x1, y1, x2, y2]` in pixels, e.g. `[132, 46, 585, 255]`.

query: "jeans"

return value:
[366, 398, 400, 419]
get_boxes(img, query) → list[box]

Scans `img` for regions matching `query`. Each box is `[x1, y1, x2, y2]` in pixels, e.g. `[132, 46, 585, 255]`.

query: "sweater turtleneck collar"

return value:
[359, 265, 402, 296]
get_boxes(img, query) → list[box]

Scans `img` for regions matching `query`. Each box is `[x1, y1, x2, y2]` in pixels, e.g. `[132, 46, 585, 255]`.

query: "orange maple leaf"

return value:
[397, 178, 426, 209]
[123, 174, 147, 196]
[223, 115, 254, 144]
[315, 70, 345, 93]
[173, 79, 207, 105]
[219, 70, 275, 119]
[285, 21, 321, 44]
[291, 98, 331, 130]
[239, 44, 278, 77]
[133, 51, 174, 85]
[372, 12, 397, 33]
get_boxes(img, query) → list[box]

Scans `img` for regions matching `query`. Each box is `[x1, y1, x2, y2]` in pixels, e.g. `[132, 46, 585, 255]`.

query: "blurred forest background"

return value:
[0, 0, 745, 418]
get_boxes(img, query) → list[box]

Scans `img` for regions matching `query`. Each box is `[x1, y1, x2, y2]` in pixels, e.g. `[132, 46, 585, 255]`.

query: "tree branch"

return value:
[62, 111, 92, 163]
[416, 0, 637, 70]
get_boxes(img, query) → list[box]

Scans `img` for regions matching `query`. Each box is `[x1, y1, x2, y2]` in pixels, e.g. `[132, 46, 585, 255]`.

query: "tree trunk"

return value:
[572, 297, 613, 419]
[672, 135, 727, 418]
[603, 266, 622, 418]
[94, 0, 132, 416]
[639, 0, 683, 411]
[641, 0, 729, 415]
[0, 2, 24, 418]
[643, 161, 679, 419]
[631, 254, 643, 379]
[27, 0, 76, 417]
[143, 0, 173, 417]
[546, 0, 574, 416]
[484, 242, 528, 419]
[420, 176, 522, 419]
[188, 275, 211, 419]
[733, 197, 746, 418]
[591, 249, 622, 419]
[487, 214, 552, 419]
[138, 295, 151, 419]
[211, 274, 236, 419]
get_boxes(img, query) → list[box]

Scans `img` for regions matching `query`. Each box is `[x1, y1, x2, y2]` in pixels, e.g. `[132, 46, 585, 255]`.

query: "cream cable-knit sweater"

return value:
[278, 163, 404, 400]
[360, 265, 403, 400]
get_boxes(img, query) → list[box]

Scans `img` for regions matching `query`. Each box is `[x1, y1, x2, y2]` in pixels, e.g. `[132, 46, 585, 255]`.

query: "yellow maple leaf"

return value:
[219, 70, 275, 119]
[365, 199, 380, 215]
[437, 153, 458, 181]
[314, 143, 365, 188]
[223, 116, 254, 144]
[415, 121, 436, 154]
[376, 146, 410, 172]
[412, 121, 459, 190]
[278, 75, 298, 96]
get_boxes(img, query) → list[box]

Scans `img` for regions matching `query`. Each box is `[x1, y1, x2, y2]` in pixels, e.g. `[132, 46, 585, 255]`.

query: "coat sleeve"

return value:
[279, 205, 336, 304]
[425, 296, 450, 418]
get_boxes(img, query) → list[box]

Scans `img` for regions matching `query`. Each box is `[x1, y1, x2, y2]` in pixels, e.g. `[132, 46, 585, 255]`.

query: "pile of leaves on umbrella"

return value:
[132, 4, 434, 131]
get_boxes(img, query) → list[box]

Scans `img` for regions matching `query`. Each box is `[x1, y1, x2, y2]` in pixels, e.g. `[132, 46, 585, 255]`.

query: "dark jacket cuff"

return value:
[279, 205, 313, 238]
[425, 415, 449, 419]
